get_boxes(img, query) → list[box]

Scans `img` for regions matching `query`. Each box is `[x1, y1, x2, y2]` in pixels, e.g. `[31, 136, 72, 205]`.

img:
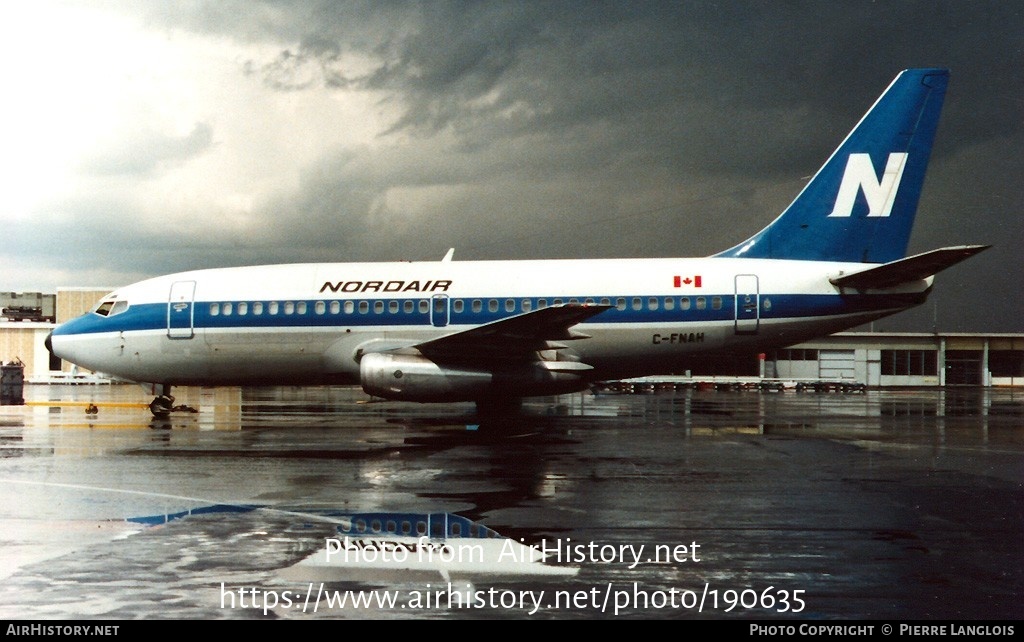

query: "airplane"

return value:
[47, 68, 988, 417]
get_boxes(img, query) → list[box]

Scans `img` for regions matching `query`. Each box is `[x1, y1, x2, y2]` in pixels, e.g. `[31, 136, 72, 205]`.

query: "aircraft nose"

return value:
[45, 331, 53, 355]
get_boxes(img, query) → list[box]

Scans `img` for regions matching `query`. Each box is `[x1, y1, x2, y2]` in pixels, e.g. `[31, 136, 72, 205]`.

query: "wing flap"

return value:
[414, 304, 612, 362]
[830, 245, 990, 290]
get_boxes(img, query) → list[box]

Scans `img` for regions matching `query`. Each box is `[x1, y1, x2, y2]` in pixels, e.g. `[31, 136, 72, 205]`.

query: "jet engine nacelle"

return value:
[360, 353, 492, 402]
[359, 352, 591, 402]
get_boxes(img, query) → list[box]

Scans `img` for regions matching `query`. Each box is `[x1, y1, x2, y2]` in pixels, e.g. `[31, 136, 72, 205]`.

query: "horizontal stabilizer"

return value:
[830, 245, 990, 290]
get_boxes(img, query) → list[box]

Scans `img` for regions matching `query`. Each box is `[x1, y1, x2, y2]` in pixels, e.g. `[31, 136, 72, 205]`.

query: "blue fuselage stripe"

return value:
[54, 292, 925, 336]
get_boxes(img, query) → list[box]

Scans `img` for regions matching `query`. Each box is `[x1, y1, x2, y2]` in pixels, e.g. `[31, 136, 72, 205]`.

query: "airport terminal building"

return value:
[767, 332, 1024, 388]
[1, 289, 1022, 388]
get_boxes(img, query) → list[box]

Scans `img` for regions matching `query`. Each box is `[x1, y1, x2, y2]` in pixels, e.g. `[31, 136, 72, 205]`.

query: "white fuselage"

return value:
[50, 256, 930, 391]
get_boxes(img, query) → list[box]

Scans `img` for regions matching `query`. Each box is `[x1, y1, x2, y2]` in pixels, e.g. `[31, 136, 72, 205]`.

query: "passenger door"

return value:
[734, 274, 759, 334]
[167, 280, 196, 339]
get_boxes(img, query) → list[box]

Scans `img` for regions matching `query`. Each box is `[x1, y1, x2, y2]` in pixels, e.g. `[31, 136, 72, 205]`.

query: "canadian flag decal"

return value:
[673, 275, 702, 288]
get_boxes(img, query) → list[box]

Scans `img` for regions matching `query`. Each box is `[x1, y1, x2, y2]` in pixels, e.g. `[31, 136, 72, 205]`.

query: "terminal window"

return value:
[881, 350, 937, 376]
[775, 349, 818, 361]
[990, 350, 1024, 377]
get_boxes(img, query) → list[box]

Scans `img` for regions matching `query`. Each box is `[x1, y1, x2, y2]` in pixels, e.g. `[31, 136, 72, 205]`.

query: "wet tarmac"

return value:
[0, 384, 1021, 620]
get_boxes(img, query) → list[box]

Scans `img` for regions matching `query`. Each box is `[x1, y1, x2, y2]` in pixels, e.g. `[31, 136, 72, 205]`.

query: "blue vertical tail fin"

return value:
[716, 68, 948, 263]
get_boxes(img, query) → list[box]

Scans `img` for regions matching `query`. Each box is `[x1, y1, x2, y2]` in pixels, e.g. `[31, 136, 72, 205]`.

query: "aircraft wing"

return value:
[412, 304, 612, 363]
[830, 245, 990, 290]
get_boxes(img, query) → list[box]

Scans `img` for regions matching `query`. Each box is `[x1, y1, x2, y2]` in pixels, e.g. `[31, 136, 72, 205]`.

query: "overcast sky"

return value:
[3, 1, 1021, 331]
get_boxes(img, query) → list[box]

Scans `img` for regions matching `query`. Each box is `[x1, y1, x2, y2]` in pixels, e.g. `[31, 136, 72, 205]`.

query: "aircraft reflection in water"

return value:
[128, 506, 578, 583]
[48, 69, 987, 416]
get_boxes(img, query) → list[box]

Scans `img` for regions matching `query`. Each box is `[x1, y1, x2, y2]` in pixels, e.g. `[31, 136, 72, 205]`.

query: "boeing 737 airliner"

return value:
[48, 69, 987, 416]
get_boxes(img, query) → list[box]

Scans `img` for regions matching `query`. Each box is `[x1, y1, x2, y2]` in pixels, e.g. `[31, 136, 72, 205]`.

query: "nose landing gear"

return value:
[149, 394, 175, 417]
[145, 385, 197, 417]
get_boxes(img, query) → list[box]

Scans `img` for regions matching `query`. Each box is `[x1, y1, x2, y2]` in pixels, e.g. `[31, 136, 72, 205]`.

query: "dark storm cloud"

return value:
[209, 1, 1023, 167]
[130, 1, 1024, 174]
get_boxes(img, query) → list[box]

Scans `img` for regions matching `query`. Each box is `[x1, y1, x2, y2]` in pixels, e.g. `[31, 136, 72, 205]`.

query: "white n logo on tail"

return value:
[828, 152, 908, 218]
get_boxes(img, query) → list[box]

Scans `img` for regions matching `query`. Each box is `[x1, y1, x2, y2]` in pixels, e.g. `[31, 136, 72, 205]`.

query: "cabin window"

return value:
[522, 299, 532, 312]
[471, 299, 482, 313]
[505, 299, 515, 313]
[284, 301, 295, 315]
[314, 301, 325, 315]
[358, 301, 369, 314]
[374, 301, 384, 314]
[569, 298, 579, 305]
[762, 298, 772, 312]
[269, 301, 279, 315]
[616, 298, 627, 311]
[453, 300, 464, 313]
[419, 300, 429, 314]
[329, 301, 340, 314]
[416, 521, 427, 536]
[209, 303, 220, 316]
[680, 297, 690, 311]
[648, 297, 659, 311]
[344, 301, 355, 314]
[695, 297, 706, 310]
[711, 296, 722, 310]
[253, 302, 264, 315]
[664, 297, 675, 311]
[600, 297, 611, 306]
[404, 300, 414, 314]
[237, 302, 248, 316]
[538, 299, 548, 309]
[297, 301, 308, 315]
[451, 522, 462, 536]
[488, 300, 499, 313]
[632, 297, 642, 311]
[355, 519, 366, 533]
[223, 302, 233, 316]
[371, 519, 382, 533]
[553, 298, 564, 307]
[386, 520, 396, 533]
[584, 298, 595, 306]
[401, 521, 412, 535]
[389, 301, 399, 314]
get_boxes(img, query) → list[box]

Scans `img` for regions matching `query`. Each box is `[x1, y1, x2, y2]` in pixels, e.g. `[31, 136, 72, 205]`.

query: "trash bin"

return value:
[1, 361, 25, 405]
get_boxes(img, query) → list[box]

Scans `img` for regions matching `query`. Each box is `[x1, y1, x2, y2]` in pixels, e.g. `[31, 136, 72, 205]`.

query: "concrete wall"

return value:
[0, 324, 54, 380]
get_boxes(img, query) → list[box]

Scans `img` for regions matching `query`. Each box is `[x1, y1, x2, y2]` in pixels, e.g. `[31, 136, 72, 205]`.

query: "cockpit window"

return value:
[93, 300, 115, 317]
[92, 299, 128, 318]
